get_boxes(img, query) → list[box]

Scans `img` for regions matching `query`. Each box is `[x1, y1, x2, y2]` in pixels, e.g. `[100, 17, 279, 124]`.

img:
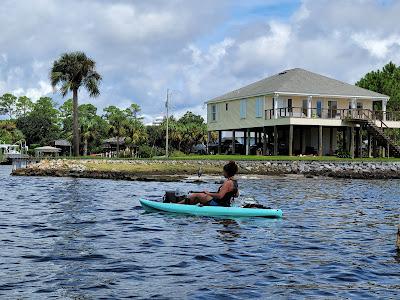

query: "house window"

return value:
[225, 103, 229, 111]
[255, 97, 263, 118]
[240, 99, 247, 119]
[211, 104, 217, 121]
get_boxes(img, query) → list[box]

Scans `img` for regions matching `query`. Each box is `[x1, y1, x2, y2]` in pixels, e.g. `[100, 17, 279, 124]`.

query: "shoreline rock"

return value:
[10, 159, 400, 181]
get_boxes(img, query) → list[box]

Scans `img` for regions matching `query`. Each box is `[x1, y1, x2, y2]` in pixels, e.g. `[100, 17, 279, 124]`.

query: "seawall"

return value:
[11, 159, 400, 180]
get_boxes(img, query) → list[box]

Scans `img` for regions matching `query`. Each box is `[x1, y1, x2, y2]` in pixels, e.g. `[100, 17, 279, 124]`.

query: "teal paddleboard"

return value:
[140, 199, 282, 218]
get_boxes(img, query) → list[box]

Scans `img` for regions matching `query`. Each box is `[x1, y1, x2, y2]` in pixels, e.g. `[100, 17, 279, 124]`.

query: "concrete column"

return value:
[274, 94, 279, 119]
[232, 130, 236, 154]
[382, 99, 388, 121]
[358, 128, 363, 158]
[307, 96, 312, 118]
[318, 125, 323, 156]
[273, 126, 278, 156]
[217, 131, 222, 155]
[246, 129, 250, 155]
[329, 127, 334, 155]
[350, 127, 355, 159]
[262, 126, 267, 155]
[387, 141, 390, 158]
[301, 127, 306, 154]
[289, 125, 294, 156]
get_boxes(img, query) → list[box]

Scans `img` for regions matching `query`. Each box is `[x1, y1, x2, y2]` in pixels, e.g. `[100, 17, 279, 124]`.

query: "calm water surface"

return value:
[1, 165, 399, 299]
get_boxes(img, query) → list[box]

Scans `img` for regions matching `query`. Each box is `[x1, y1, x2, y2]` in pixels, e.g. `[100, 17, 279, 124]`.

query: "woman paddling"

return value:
[180, 161, 239, 207]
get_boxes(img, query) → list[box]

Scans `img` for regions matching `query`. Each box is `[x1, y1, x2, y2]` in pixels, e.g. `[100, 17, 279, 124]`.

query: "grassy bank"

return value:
[67, 154, 400, 162]
[83, 161, 222, 175]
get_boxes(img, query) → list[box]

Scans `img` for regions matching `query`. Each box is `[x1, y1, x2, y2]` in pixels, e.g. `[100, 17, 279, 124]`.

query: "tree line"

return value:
[0, 93, 207, 157]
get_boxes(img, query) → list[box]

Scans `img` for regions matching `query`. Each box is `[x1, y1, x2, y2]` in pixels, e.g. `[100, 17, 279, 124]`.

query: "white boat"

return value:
[0, 141, 29, 163]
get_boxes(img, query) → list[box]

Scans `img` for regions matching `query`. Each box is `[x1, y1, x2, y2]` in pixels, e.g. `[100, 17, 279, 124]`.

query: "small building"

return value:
[35, 146, 61, 158]
[206, 68, 400, 157]
[53, 139, 72, 156]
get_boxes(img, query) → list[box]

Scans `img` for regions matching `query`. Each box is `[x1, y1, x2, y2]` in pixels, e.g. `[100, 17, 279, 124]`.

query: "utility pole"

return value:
[165, 89, 169, 157]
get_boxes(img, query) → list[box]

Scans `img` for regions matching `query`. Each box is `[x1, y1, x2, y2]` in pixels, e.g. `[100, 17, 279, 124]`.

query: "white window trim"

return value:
[210, 104, 217, 122]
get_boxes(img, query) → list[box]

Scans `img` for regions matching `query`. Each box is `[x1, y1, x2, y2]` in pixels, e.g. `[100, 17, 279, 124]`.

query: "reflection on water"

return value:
[0, 165, 399, 299]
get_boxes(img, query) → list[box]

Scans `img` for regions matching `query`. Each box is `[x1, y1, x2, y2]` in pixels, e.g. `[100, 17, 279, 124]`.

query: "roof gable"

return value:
[208, 68, 389, 102]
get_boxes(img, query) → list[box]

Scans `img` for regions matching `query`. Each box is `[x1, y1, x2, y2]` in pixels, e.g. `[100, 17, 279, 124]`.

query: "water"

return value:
[1, 166, 399, 299]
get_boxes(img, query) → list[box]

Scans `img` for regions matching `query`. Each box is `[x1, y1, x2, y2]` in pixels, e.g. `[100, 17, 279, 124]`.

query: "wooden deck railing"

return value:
[265, 107, 400, 122]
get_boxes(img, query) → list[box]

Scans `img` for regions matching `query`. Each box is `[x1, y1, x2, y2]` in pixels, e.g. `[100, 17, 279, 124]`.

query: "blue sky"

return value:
[0, 0, 399, 123]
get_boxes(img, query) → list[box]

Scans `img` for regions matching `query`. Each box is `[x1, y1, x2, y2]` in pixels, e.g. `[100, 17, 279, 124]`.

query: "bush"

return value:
[336, 149, 351, 158]
[137, 145, 153, 158]
[170, 150, 186, 157]
[137, 145, 165, 158]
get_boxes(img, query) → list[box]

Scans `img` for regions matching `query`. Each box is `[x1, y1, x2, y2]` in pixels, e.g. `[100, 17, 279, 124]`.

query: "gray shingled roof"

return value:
[207, 68, 389, 103]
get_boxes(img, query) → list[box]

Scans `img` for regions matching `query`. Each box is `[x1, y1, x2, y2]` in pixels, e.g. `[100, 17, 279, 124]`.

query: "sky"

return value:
[1, 0, 400, 124]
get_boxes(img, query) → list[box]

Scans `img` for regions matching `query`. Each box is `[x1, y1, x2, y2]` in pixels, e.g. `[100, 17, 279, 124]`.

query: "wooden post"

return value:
[232, 130, 236, 154]
[329, 127, 334, 155]
[289, 125, 293, 156]
[243, 130, 247, 155]
[217, 131, 222, 155]
[343, 128, 347, 152]
[273, 126, 278, 156]
[246, 129, 251, 155]
[318, 125, 323, 156]
[262, 126, 267, 155]
[350, 127, 355, 159]
[367, 132, 372, 158]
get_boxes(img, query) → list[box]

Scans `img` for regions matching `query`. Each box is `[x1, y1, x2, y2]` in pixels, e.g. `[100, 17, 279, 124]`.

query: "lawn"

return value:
[72, 154, 400, 162]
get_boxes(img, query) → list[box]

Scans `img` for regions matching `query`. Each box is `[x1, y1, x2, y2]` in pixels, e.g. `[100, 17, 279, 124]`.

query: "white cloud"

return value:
[351, 33, 400, 59]
[0, 0, 400, 124]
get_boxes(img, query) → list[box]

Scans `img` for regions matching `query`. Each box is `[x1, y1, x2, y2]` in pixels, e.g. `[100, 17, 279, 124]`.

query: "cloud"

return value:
[0, 0, 400, 123]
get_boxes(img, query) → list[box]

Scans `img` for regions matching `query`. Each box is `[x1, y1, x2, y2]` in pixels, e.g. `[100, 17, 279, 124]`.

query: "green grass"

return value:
[63, 154, 400, 162]
[84, 161, 221, 175]
[158, 154, 400, 162]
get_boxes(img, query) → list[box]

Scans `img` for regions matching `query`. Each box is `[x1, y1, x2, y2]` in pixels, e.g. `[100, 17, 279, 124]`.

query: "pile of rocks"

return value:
[11, 158, 400, 180]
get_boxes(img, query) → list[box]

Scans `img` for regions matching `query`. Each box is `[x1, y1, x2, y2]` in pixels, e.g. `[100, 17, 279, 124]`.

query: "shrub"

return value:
[170, 150, 186, 157]
[137, 145, 153, 158]
[336, 149, 351, 158]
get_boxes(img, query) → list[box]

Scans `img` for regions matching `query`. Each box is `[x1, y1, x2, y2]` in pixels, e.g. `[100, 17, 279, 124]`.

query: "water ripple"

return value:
[0, 166, 399, 299]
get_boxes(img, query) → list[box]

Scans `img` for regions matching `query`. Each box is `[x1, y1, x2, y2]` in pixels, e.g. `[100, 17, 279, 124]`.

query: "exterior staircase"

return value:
[346, 110, 400, 157]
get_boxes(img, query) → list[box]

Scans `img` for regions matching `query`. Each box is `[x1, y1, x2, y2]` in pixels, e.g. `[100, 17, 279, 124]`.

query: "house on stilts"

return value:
[206, 68, 400, 158]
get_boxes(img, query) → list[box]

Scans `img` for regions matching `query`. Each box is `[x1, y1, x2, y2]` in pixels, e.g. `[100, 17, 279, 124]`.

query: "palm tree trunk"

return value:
[83, 138, 88, 156]
[72, 88, 80, 156]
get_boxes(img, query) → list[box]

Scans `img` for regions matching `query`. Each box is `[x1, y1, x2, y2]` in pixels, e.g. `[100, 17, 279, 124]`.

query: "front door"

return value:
[328, 100, 337, 118]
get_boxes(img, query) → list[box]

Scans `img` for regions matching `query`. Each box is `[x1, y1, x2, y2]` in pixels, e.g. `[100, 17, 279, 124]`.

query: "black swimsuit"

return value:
[209, 179, 239, 207]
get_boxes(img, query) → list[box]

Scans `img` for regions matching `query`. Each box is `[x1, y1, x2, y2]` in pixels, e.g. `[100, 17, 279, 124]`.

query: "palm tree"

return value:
[104, 106, 128, 156]
[50, 51, 102, 156]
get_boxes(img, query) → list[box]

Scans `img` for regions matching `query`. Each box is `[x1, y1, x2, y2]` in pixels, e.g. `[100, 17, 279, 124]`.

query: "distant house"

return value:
[53, 139, 72, 156]
[206, 68, 400, 157]
[102, 137, 126, 153]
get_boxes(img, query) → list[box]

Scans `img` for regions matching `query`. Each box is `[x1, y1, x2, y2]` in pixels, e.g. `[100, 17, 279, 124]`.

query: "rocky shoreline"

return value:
[10, 159, 400, 181]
